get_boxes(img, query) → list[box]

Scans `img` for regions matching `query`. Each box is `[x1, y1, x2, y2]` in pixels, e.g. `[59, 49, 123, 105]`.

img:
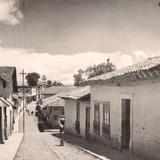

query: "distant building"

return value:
[17, 82, 32, 108]
[42, 95, 64, 128]
[41, 86, 76, 99]
[41, 86, 76, 128]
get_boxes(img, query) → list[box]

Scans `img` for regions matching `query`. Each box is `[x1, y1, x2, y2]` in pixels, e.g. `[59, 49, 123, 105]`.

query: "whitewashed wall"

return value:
[91, 81, 160, 160]
[80, 101, 90, 138]
[65, 100, 77, 134]
[64, 99, 90, 138]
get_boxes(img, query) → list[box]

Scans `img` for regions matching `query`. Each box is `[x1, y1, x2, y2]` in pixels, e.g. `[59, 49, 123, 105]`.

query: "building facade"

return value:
[42, 95, 64, 128]
[85, 57, 160, 160]
[60, 86, 90, 140]
[0, 67, 18, 143]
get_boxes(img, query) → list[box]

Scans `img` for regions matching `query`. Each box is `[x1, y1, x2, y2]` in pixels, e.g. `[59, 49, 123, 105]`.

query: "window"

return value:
[94, 102, 100, 122]
[102, 102, 110, 139]
[75, 101, 80, 134]
[3, 81, 6, 88]
[93, 101, 100, 134]
[76, 101, 80, 121]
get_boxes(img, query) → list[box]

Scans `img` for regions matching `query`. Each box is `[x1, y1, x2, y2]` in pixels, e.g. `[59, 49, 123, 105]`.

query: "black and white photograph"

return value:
[0, 0, 160, 159]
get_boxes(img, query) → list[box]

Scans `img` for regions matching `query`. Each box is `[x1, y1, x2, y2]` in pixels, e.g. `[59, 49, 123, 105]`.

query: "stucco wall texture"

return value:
[65, 99, 90, 139]
[65, 100, 77, 134]
[91, 82, 160, 160]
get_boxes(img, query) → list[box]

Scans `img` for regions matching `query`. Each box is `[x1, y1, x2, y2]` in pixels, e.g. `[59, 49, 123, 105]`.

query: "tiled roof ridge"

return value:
[0, 66, 16, 82]
[0, 66, 16, 70]
[85, 56, 160, 83]
[41, 85, 76, 95]
[59, 85, 90, 100]
[0, 66, 16, 68]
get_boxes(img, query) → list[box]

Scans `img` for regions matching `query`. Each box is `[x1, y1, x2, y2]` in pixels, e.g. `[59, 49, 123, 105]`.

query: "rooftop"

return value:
[59, 86, 90, 100]
[0, 66, 17, 92]
[84, 56, 160, 84]
[41, 86, 76, 95]
[42, 95, 64, 108]
[0, 66, 16, 82]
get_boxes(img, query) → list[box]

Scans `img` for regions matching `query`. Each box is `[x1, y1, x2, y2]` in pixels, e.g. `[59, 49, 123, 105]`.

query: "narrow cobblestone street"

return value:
[14, 102, 145, 160]
[14, 103, 100, 160]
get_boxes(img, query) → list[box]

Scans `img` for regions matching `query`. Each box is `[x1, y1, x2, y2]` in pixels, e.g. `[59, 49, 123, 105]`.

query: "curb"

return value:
[13, 133, 24, 160]
[73, 144, 110, 160]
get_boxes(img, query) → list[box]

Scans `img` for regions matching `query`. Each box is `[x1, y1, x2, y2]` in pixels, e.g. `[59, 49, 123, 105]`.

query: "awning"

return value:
[0, 98, 10, 107]
[5, 99, 17, 109]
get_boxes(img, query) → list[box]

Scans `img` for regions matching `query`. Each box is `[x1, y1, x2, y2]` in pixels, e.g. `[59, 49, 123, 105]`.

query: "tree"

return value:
[73, 69, 84, 86]
[73, 59, 116, 85]
[47, 80, 52, 87]
[52, 81, 64, 86]
[86, 59, 116, 78]
[25, 72, 40, 87]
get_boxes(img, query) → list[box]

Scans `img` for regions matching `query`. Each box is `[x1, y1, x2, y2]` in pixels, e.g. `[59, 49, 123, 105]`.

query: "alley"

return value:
[14, 103, 100, 160]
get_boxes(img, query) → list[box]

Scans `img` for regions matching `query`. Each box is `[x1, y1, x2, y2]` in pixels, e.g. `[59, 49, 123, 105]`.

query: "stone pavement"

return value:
[0, 132, 23, 160]
[14, 102, 100, 160]
[14, 116, 61, 160]
[14, 101, 145, 160]
[59, 134, 145, 160]
[0, 111, 23, 160]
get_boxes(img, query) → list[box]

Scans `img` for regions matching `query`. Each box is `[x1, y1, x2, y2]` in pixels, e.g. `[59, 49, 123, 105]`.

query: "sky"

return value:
[0, 0, 160, 84]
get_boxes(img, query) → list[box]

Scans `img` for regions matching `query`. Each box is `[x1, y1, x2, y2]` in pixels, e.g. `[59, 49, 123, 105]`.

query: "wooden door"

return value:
[85, 107, 90, 140]
[4, 107, 7, 139]
[0, 108, 3, 143]
[121, 99, 130, 150]
[76, 101, 80, 134]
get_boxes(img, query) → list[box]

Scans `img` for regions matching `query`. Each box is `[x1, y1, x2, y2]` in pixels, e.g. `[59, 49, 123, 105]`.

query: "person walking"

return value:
[58, 115, 65, 146]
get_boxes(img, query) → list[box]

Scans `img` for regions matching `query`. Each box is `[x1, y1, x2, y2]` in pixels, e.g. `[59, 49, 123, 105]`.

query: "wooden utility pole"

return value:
[20, 69, 26, 134]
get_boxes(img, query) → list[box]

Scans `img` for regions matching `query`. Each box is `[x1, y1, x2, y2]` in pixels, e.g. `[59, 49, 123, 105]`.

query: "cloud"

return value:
[0, 0, 23, 25]
[0, 46, 157, 84]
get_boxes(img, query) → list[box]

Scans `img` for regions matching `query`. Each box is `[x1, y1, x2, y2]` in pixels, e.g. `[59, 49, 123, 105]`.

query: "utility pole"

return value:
[20, 69, 26, 134]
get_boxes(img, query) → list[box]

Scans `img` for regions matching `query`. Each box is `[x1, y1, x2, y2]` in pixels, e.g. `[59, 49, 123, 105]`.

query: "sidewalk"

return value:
[0, 133, 23, 160]
[51, 133, 145, 160]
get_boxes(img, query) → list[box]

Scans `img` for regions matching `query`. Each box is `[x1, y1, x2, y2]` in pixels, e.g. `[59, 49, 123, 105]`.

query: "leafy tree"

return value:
[52, 81, 64, 86]
[73, 69, 84, 86]
[86, 59, 116, 78]
[25, 72, 40, 87]
[47, 80, 52, 87]
[73, 59, 116, 86]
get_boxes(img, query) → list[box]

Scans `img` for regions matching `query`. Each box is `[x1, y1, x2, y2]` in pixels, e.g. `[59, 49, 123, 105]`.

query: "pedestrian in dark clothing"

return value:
[58, 115, 65, 146]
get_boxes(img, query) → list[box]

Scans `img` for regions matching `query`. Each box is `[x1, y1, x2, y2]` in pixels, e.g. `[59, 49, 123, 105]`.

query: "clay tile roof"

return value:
[0, 66, 16, 82]
[59, 86, 90, 100]
[85, 56, 160, 83]
[42, 95, 64, 108]
[41, 86, 76, 95]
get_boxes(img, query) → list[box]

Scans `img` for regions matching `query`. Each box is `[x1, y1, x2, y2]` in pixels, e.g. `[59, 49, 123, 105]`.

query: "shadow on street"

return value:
[51, 133, 144, 160]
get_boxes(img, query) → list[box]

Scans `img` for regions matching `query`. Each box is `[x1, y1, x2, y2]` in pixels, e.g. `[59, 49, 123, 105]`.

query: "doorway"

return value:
[121, 99, 131, 150]
[4, 107, 7, 139]
[0, 107, 3, 143]
[85, 107, 90, 140]
[75, 102, 80, 134]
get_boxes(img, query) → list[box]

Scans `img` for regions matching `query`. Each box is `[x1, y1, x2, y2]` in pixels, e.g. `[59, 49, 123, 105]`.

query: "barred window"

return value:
[93, 101, 100, 134]
[102, 102, 110, 139]
[94, 102, 100, 122]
